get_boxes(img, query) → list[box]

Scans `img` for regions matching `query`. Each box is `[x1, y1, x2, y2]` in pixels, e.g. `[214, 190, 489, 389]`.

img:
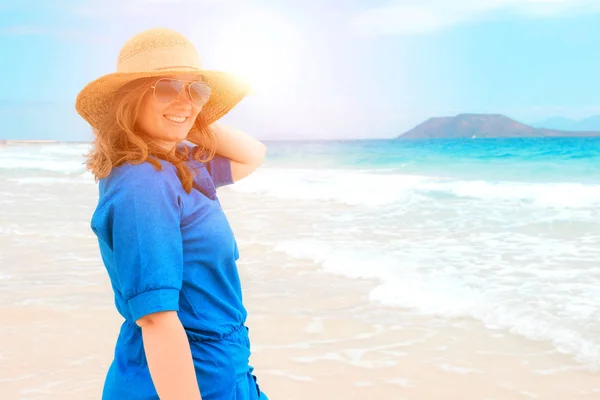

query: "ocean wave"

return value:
[230, 168, 429, 207]
[8, 173, 96, 185]
[421, 180, 600, 208]
[0, 156, 86, 174]
[272, 239, 600, 371]
[38, 144, 90, 157]
[0, 144, 89, 174]
[230, 168, 600, 209]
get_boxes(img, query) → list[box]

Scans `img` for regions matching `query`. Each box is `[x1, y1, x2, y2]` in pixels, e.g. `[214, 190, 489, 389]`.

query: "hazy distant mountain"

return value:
[397, 113, 600, 139]
[532, 115, 600, 131]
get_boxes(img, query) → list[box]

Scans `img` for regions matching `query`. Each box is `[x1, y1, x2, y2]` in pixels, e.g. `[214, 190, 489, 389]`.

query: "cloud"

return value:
[352, 0, 600, 35]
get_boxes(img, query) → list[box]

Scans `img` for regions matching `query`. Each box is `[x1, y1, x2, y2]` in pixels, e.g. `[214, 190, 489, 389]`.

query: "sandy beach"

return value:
[2, 240, 600, 399]
[1, 185, 600, 400]
[2, 142, 600, 399]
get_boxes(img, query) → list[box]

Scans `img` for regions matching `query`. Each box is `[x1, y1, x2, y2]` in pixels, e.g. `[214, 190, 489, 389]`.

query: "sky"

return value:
[1, 0, 600, 141]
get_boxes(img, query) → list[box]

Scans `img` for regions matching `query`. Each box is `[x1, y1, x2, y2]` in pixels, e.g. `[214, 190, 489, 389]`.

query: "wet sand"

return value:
[2, 182, 600, 399]
[2, 242, 600, 399]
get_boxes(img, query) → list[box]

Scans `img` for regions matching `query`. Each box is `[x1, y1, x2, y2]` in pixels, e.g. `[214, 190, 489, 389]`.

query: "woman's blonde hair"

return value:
[84, 77, 217, 193]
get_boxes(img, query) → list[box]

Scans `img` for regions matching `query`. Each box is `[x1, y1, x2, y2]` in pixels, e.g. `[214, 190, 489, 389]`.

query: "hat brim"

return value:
[75, 68, 251, 130]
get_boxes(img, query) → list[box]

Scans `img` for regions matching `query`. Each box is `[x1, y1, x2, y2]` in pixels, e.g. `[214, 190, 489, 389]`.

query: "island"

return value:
[397, 113, 600, 139]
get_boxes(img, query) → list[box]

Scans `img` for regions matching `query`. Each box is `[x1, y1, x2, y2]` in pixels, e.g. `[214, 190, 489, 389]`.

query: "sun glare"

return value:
[211, 11, 309, 96]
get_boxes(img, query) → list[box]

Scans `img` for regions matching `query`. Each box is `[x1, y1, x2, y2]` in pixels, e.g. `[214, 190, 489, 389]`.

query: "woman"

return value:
[75, 27, 268, 400]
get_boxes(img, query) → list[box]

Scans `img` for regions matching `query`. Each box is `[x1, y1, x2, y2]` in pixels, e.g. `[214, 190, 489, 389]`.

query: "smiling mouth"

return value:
[164, 115, 188, 124]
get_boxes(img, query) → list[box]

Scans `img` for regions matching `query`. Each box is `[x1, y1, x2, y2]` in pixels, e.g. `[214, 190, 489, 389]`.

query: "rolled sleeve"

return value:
[127, 288, 180, 322]
[109, 164, 184, 322]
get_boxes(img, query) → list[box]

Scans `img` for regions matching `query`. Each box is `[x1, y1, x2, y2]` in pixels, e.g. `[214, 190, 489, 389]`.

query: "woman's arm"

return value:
[137, 311, 202, 400]
[189, 122, 267, 182]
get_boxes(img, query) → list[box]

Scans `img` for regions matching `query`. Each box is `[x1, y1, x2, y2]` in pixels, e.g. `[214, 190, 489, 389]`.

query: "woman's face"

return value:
[136, 74, 208, 151]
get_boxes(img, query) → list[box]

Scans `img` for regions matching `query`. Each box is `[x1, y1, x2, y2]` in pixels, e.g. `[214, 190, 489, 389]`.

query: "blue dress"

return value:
[91, 146, 267, 399]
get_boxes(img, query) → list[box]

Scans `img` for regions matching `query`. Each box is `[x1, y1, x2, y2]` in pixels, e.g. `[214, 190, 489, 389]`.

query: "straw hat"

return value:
[75, 27, 250, 129]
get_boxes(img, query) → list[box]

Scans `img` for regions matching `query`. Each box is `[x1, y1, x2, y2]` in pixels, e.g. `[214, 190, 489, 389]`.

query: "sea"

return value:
[1, 136, 600, 375]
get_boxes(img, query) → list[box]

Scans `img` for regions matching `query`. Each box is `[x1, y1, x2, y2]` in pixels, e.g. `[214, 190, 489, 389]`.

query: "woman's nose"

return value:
[172, 87, 195, 106]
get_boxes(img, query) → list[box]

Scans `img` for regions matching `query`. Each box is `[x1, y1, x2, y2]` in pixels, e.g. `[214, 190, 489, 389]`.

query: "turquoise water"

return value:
[263, 137, 600, 183]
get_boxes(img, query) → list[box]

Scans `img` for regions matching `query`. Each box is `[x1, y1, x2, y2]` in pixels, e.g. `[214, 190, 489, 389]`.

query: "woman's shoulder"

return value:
[100, 159, 182, 195]
[114, 158, 179, 179]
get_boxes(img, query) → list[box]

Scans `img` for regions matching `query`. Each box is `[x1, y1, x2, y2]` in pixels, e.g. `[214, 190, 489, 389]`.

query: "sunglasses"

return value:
[150, 78, 212, 106]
